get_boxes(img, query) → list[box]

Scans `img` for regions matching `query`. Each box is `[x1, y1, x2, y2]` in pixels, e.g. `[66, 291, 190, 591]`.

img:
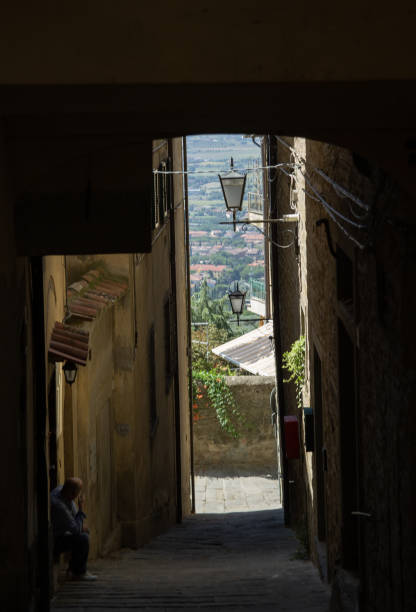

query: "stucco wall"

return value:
[51, 137, 191, 560]
[193, 376, 277, 474]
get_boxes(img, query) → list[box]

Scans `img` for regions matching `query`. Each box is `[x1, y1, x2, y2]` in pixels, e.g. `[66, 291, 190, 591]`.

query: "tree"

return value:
[191, 279, 232, 335]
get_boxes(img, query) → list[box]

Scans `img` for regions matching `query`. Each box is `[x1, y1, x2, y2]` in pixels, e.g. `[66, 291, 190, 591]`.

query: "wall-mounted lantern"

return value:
[228, 282, 247, 326]
[63, 360, 78, 385]
[228, 282, 272, 326]
[219, 157, 247, 230]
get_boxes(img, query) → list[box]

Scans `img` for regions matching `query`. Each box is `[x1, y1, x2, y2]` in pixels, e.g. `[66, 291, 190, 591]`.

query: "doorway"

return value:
[338, 319, 359, 571]
[313, 348, 327, 519]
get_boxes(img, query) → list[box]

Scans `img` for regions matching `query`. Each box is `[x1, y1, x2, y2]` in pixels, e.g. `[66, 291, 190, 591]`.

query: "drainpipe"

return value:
[183, 136, 196, 513]
[168, 140, 182, 523]
[270, 386, 282, 501]
[268, 135, 290, 526]
[262, 142, 272, 320]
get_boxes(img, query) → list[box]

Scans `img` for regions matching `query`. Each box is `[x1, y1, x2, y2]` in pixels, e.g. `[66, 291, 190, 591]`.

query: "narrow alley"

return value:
[52, 475, 329, 611]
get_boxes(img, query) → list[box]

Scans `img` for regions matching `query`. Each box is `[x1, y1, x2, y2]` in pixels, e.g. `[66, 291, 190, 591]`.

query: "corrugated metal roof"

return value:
[212, 321, 276, 377]
[68, 273, 128, 320]
[48, 322, 89, 366]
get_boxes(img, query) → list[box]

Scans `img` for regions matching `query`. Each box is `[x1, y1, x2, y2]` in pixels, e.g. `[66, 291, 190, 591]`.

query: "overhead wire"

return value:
[301, 173, 367, 230]
[153, 162, 297, 175]
[241, 223, 295, 249]
[275, 135, 369, 212]
[160, 134, 371, 250]
[274, 135, 369, 249]
[313, 168, 370, 212]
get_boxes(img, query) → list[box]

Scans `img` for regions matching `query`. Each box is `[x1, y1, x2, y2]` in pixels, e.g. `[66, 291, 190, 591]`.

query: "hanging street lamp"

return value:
[228, 282, 247, 325]
[218, 157, 298, 246]
[63, 360, 78, 385]
[218, 157, 247, 231]
[228, 282, 272, 326]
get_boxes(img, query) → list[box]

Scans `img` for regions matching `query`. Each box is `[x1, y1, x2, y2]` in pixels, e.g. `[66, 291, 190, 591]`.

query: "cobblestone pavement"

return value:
[194, 473, 281, 513]
[52, 474, 330, 611]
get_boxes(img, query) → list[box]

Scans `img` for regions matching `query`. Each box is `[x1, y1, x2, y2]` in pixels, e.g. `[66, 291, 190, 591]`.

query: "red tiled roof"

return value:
[48, 322, 89, 366]
[190, 264, 226, 272]
[242, 233, 264, 241]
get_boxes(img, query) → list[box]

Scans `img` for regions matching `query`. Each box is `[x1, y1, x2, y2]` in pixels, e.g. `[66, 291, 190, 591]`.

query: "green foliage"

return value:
[191, 280, 233, 334]
[192, 369, 244, 438]
[282, 336, 306, 409]
[191, 324, 231, 371]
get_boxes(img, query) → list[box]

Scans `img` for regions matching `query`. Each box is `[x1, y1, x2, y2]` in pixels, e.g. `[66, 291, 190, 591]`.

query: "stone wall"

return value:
[275, 136, 416, 611]
[193, 376, 277, 474]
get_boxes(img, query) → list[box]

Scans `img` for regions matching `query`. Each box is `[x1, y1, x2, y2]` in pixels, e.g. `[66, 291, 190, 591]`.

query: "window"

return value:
[153, 158, 172, 230]
[152, 172, 160, 230]
[159, 161, 167, 222]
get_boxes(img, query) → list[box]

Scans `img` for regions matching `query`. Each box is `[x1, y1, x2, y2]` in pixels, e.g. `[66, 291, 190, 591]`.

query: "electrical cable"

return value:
[267, 167, 279, 183]
[301, 188, 321, 202]
[275, 135, 307, 166]
[275, 135, 370, 214]
[241, 223, 295, 249]
[168, 133, 371, 250]
[302, 174, 367, 229]
[348, 202, 370, 221]
[154, 161, 297, 175]
[313, 168, 370, 211]
[279, 166, 296, 179]
[274, 135, 369, 248]
[302, 175, 366, 249]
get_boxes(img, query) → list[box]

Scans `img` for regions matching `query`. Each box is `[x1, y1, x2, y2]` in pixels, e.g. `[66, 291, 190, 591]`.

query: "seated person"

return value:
[50, 477, 97, 581]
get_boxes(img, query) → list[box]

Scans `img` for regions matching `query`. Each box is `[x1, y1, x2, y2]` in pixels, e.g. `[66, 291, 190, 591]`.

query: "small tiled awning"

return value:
[212, 321, 275, 377]
[67, 271, 128, 321]
[48, 322, 90, 366]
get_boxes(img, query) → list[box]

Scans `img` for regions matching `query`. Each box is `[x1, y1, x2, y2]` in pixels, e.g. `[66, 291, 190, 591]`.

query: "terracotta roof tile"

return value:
[82, 270, 101, 283]
[68, 272, 128, 321]
[48, 322, 89, 366]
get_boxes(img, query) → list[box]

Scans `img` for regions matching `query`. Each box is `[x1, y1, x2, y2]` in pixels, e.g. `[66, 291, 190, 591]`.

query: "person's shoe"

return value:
[71, 571, 97, 581]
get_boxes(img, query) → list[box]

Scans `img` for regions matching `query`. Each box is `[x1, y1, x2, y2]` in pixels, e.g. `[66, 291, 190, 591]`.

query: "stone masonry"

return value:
[51, 475, 330, 611]
[193, 376, 277, 474]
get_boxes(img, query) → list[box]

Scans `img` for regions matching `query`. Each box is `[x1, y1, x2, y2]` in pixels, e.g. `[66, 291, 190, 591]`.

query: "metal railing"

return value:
[250, 279, 266, 302]
[247, 192, 263, 213]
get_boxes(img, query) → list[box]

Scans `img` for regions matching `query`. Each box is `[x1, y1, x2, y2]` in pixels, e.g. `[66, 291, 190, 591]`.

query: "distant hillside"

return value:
[187, 134, 265, 303]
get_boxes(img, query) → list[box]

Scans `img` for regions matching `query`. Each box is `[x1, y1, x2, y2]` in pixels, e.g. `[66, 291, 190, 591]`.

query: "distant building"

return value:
[190, 264, 227, 278]
[242, 233, 264, 242]
[189, 230, 209, 238]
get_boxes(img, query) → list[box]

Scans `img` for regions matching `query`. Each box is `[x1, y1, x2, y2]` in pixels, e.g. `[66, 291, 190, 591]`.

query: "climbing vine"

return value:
[192, 369, 244, 439]
[282, 335, 306, 409]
